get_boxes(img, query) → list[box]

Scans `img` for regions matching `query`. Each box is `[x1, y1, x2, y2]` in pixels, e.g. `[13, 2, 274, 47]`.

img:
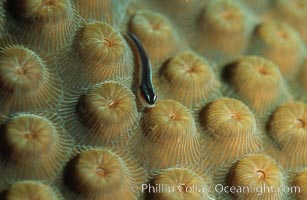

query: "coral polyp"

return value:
[0, 113, 72, 180]
[63, 147, 145, 200]
[131, 99, 201, 170]
[292, 169, 307, 200]
[220, 154, 286, 199]
[129, 10, 179, 64]
[62, 21, 133, 88]
[222, 55, 292, 119]
[0, 44, 62, 114]
[248, 20, 305, 79]
[199, 98, 262, 167]
[0, 181, 61, 200]
[274, 0, 307, 44]
[146, 167, 213, 200]
[62, 82, 138, 146]
[157, 51, 221, 108]
[195, 0, 255, 62]
[7, 0, 79, 52]
[268, 101, 307, 169]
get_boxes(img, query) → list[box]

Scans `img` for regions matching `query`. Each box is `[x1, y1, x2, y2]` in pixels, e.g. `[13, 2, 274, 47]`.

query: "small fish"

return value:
[128, 32, 157, 107]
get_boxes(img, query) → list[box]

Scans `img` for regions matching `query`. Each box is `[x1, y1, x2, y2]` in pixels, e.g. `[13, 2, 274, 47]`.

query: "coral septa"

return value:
[0, 112, 73, 180]
[59, 81, 139, 147]
[61, 146, 146, 200]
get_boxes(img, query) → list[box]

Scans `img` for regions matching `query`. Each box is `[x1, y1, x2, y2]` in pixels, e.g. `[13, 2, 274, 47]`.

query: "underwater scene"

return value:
[0, 0, 306, 199]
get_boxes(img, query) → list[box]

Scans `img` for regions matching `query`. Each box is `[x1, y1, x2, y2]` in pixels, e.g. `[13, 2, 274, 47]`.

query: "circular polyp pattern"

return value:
[64, 148, 145, 200]
[223, 55, 291, 118]
[131, 99, 201, 170]
[158, 51, 221, 108]
[69, 21, 133, 87]
[7, 0, 79, 52]
[68, 82, 138, 146]
[250, 20, 304, 79]
[268, 101, 307, 168]
[0, 113, 71, 180]
[197, 0, 252, 56]
[2, 181, 60, 200]
[0, 45, 62, 114]
[228, 154, 286, 199]
[292, 169, 307, 200]
[200, 98, 261, 166]
[275, 0, 307, 44]
[129, 10, 178, 64]
[147, 167, 213, 200]
[73, 0, 129, 27]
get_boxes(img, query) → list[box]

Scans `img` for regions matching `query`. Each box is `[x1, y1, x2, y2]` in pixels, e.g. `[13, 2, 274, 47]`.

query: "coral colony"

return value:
[0, 0, 306, 200]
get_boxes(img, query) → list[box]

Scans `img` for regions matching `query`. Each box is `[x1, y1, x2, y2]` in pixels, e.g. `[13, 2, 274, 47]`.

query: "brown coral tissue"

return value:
[61, 21, 134, 88]
[130, 99, 201, 170]
[199, 97, 262, 168]
[62, 147, 145, 200]
[0, 180, 62, 200]
[0, 44, 63, 114]
[0, 113, 72, 180]
[216, 154, 287, 200]
[61, 81, 138, 147]
[194, 0, 256, 63]
[129, 9, 179, 65]
[268, 101, 307, 169]
[157, 51, 221, 109]
[248, 20, 305, 80]
[7, 0, 80, 53]
[222, 55, 292, 120]
[292, 169, 307, 200]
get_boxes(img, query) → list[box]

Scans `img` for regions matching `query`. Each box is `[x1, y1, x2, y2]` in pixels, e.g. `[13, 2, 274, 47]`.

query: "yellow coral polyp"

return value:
[64, 82, 138, 146]
[248, 20, 305, 79]
[62, 21, 133, 87]
[63, 147, 145, 200]
[129, 10, 178, 64]
[7, 0, 79, 52]
[195, 0, 254, 59]
[229, 154, 286, 199]
[0, 113, 71, 180]
[292, 169, 307, 200]
[200, 98, 262, 167]
[157, 51, 221, 108]
[222, 55, 292, 119]
[131, 99, 201, 170]
[0, 45, 62, 114]
[268, 101, 307, 169]
[274, 0, 307, 44]
[3, 181, 60, 200]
